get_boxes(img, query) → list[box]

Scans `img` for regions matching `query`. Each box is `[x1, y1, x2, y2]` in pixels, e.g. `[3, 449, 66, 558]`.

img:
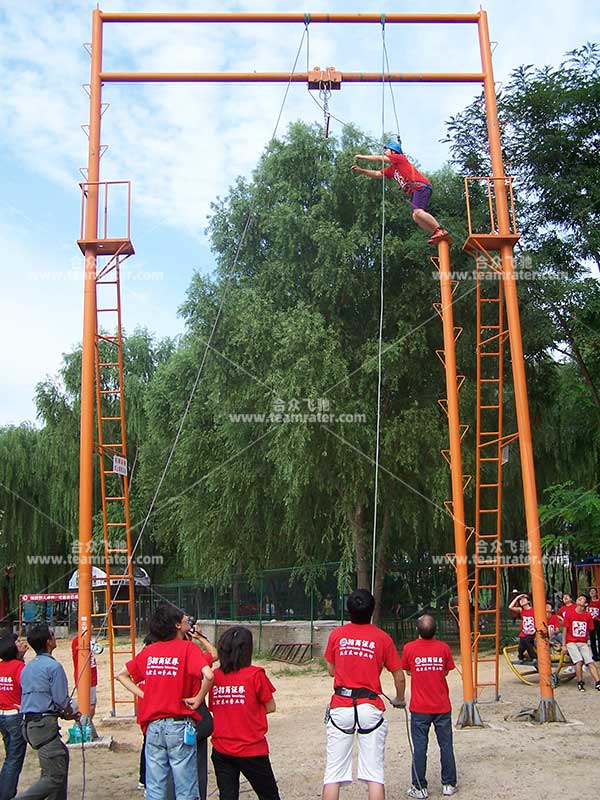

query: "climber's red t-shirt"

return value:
[382, 153, 430, 195]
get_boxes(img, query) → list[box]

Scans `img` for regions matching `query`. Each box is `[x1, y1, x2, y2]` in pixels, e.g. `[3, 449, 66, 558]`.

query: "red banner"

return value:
[20, 593, 78, 603]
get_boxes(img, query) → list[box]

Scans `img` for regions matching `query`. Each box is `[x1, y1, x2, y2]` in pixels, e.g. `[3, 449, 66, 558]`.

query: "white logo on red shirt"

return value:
[413, 656, 445, 672]
[338, 637, 376, 660]
[212, 685, 246, 706]
[0, 677, 14, 690]
[522, 616, 536, 635]
[572, 620, 588, 638]
[146, 655, 180, 677]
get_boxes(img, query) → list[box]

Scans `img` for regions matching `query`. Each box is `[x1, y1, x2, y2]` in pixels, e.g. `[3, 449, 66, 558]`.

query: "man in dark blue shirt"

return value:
[16, 624, 79, 800]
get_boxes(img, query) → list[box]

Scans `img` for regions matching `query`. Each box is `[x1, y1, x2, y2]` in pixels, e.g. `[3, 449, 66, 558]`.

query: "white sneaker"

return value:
[443, 785, 458, 796]
[407, 788, 429, 799]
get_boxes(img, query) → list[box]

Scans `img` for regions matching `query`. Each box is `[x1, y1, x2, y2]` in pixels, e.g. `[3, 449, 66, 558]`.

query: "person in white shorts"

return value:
[561, 594, 600, 692]
[322, 589, 406, 800]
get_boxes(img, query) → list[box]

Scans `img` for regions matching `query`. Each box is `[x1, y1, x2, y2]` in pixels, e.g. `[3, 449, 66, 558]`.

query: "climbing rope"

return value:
[370, 19, 388, 594]
[382, 28, 402, 145]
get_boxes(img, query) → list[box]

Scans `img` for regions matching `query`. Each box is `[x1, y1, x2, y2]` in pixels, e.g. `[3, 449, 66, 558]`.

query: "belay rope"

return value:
[370, 18, 388, 594]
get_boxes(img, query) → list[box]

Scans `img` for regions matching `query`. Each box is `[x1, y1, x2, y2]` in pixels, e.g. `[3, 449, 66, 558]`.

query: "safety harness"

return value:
[404, 180, 432, 195]
[328, 687, 385, 735]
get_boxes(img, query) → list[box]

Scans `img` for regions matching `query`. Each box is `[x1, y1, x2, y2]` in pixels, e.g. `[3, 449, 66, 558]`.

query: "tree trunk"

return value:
[350, 504, 369, 590]
[554, 307, 600, 408]
[372, 509, 391, 626]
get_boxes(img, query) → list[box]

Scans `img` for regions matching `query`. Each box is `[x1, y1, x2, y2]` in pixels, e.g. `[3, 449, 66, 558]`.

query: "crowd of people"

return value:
[2, 586, 600, 800]
[509, 590, 600, 691]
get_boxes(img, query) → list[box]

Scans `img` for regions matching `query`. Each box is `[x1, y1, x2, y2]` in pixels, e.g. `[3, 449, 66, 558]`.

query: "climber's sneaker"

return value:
[428, 227, 450, 244]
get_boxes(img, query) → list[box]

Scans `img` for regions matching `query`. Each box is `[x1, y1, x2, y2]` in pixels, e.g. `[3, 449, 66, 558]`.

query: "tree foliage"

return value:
[3, 44, 600, 614]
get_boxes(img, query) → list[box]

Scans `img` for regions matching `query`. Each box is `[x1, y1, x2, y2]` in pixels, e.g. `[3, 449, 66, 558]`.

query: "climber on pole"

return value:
[352, 142, 449, 245]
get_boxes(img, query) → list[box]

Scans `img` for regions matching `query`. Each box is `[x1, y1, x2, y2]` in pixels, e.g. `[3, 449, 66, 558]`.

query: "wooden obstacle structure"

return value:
[270, 642, 313, 664]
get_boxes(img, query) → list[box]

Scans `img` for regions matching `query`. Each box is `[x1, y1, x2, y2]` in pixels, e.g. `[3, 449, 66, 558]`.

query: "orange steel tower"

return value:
[432, 241, 481, 726]
[76, 8, 563, 724]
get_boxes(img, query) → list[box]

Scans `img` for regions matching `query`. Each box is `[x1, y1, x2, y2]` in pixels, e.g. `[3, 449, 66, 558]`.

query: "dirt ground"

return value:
[14, 639, 600, 799]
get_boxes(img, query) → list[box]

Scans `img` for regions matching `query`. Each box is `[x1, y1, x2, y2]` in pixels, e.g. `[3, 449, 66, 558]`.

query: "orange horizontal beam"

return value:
[100, 71, 484, 84]
[100, 12, 480, 24]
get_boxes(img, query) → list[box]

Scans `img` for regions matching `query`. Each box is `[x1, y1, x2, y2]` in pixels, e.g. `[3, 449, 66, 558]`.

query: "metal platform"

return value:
[77, 238, 135, 256]
[462, 233, 520, 254]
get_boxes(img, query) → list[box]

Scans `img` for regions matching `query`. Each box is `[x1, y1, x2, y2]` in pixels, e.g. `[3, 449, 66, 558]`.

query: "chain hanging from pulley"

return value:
[307, 65, 342, 140]
[319, 85, 332, 138]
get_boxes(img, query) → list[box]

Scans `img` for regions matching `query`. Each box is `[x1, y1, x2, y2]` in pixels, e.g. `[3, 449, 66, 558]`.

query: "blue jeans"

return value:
[410, 711, 457, 789]
[0, 713, 26, 800]
[145, 718, 198, 800]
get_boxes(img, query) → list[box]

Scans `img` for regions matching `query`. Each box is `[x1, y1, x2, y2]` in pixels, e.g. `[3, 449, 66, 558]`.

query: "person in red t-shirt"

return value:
[508, 593, 537, 664]
[117, 604, 214, 800]
[546, 602, 562, 647]
[71, 634, 99, 738]
[587, 587, 600, 661]
[556, 593, 574, 621]
[0, 632, 27, 800]
[323, 589, 405, 800]
[352, 142, 449, 245]
[400, 614, 457, 799]
[561, 594, 600, 692]
[197, 625, 279, 800]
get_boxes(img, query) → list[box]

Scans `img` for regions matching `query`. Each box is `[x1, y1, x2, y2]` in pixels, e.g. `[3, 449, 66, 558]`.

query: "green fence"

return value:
[135, 561, 522, 644]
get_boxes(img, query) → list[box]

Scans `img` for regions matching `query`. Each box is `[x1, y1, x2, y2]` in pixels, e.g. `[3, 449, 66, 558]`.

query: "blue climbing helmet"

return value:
[385, 141, 403, 154]
[384, 141, 403, 154]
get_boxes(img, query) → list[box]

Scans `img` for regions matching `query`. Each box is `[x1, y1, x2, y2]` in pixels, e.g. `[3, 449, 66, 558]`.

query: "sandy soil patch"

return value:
[14, 639, 600, 799]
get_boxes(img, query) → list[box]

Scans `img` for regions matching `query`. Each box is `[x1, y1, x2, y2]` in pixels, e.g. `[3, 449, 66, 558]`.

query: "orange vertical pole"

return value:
[438, 240, 482, 727]
[478, 11, 563, 722]
[77, 9, 103, 718]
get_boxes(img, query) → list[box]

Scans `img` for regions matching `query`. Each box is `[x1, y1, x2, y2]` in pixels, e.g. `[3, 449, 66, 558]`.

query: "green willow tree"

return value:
[140, 122, 478, 617]
[0, 328, 174, 608]
[445, 43, 600, 587]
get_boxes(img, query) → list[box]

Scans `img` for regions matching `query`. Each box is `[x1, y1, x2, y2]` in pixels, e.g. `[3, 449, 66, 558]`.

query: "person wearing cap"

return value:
[15, 623, 79, 800]
[352, 143, 449, 245]
[0, 632, 27, 800]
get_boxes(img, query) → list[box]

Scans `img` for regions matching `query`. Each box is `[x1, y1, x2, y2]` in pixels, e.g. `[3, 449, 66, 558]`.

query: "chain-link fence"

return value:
[134, 561, 510, 644]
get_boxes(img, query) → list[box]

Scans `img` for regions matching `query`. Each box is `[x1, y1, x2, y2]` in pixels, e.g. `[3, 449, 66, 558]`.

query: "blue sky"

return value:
[1, 0, 599, 425]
